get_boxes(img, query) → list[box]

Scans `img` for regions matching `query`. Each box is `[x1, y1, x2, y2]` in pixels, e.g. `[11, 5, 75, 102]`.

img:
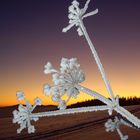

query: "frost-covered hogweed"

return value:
[12, 0, 140, 139]
[44, 58, 85, 109]
[13, 92, 41, 133]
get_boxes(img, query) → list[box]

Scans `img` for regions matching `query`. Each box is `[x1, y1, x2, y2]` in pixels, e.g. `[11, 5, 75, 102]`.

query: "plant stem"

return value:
[116, 128, 124, 140]
[79, 20, 115, 102]
[76, 84, 112, 106]
[30, 105, 110, 118]
[114, 106, 140, 128]
[77, 84, 140, 128]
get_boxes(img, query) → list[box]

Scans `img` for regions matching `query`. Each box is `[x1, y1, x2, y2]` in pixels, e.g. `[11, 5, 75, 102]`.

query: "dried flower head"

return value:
[62, 0, 98, 36]
[13, 94, 41, 133]
[13, 104, 38, 134]
[44, 62, 57, 74]
[44, 58, 85, 109]
[16, 91, 25, 101]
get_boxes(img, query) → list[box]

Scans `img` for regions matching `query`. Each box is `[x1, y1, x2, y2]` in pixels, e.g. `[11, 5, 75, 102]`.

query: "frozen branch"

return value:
[31, 105, 110, 118]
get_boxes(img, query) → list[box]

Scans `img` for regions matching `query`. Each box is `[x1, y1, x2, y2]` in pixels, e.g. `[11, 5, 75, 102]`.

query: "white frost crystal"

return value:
[28, 125, 35, 134]
[44, 62, 57, 74]
[16, 91, 25, 101]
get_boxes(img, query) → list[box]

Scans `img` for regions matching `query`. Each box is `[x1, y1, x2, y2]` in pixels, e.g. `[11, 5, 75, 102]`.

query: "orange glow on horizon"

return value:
[1, 79, 140, 107]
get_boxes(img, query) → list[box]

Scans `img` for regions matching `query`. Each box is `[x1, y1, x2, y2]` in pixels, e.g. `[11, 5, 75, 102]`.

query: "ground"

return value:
[0, 105, 140, 140]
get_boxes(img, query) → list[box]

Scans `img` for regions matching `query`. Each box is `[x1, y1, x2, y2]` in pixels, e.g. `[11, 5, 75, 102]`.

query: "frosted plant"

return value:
[104, 116, 137, 140]
[12, 0, 140, 139]
[13, 92, 42, 133]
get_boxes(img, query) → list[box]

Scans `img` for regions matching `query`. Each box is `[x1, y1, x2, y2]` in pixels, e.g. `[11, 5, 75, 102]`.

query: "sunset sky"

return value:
[0, 0, 140, 106]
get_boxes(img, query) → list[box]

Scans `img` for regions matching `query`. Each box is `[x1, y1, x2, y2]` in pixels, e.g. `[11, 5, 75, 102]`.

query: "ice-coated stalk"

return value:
[31, 105, 110, 118]
[116, 128, 128, 140]
[114, 106, 140, 128]
[79, 20, 115, 102]
[76, 85, 112, 106]
[77, 85, 140, 128]
[62, 0, 115, 101]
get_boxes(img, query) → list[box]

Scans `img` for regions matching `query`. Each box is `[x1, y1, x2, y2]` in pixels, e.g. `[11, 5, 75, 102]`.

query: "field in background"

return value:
[0, 105, 140, 140]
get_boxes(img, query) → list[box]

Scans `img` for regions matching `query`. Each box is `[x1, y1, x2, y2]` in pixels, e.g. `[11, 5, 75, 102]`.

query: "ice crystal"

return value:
[44, 62, 57, 74]
[16, 91, 25, 101]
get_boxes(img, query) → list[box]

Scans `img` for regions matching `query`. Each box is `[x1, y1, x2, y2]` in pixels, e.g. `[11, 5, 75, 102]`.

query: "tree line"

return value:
[68, 97, 140, 108]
